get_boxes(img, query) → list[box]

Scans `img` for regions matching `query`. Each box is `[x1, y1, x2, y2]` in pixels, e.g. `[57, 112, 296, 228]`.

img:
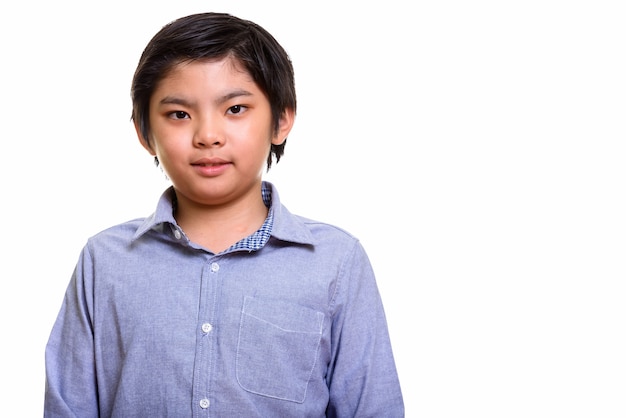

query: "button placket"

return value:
[192, 258, 222, 413]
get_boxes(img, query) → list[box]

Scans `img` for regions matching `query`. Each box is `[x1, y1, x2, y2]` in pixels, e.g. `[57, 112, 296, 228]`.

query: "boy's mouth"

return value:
[191, 158, 232, 176]
[192, 157, 229, 166]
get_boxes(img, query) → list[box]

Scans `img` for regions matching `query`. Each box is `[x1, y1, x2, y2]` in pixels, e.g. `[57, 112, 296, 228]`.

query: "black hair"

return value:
[131, 12, 297, 169]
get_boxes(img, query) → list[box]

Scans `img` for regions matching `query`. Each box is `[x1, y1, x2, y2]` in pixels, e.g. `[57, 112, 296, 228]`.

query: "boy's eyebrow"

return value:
[215, 89, 253, 105]
[158, 96, 192, 106]
[157, 89, 254, 107]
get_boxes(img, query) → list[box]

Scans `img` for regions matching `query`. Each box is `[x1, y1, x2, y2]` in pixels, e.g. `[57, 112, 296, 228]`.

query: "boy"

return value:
[45, 12, 404, 417]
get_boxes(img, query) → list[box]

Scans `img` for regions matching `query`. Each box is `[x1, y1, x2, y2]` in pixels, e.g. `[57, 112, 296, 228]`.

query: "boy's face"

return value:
[140, 58, 293, 208]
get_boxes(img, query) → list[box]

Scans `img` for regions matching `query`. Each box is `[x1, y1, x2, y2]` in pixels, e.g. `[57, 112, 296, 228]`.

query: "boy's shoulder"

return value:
[87, 217, 150, 245]
[296, 214, 355, 237]
[288, 213, 361, 247]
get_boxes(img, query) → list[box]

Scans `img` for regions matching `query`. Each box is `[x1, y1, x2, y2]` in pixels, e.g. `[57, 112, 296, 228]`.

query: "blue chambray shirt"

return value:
[45, 182, 404, 417]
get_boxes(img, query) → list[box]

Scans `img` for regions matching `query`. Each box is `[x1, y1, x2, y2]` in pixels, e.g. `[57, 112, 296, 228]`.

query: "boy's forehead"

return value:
[170, 56, 247, 75]
[154, 57, 249, 91]
[156, 57, 251, 85]
[151, 58, 259, 99]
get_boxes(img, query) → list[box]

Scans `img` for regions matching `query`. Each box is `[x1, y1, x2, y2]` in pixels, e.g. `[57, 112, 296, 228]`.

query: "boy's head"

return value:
[131, 12, 297, 169]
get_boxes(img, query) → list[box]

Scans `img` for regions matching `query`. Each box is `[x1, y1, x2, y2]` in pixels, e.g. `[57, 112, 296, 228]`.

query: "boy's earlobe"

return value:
[272, 108, 296, 145]
[134, 121, 156, 155]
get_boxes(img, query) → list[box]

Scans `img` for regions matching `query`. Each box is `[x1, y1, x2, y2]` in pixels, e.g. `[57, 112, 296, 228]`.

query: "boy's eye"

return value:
[169, 111, 189, 120]
[227, 105, 246, 115]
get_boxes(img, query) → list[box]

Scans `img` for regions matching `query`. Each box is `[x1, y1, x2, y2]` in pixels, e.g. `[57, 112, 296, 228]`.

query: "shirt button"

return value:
[173, 229, 182, 240]
[199, 398, 210, 409]
[201, 323, 213, 333]
[210, 262, 219, 273]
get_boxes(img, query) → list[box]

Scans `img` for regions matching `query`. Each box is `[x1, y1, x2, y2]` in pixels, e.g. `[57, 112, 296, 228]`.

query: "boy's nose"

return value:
[193, 118, 224, 147]
[194, 136, 223, 147]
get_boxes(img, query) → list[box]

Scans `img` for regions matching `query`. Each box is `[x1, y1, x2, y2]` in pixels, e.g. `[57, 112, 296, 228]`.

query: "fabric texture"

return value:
[44, 181, 404, 417]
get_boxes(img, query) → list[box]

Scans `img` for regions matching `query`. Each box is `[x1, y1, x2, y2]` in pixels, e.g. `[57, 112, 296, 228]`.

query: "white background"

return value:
[1, 1, 625, 416]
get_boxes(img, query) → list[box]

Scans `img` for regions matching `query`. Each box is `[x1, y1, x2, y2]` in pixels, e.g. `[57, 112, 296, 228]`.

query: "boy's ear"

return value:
[271, 108, 296, 145]
[134, 120, 156, 155]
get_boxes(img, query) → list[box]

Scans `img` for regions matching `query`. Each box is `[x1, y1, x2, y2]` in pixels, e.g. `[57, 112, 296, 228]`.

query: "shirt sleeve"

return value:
[44, 243, 99, 417]
[326, 240, 404, 417]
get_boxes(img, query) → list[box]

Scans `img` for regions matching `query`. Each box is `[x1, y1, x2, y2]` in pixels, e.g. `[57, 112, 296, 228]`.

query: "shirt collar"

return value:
[132, 181, 315, 247]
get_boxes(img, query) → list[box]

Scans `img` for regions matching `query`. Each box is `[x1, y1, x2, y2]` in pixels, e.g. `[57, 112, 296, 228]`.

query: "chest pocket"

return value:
[236, 295, 324, 403]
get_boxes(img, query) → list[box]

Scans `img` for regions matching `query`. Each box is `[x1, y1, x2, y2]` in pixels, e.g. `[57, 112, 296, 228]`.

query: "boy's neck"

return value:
[173, 188, 269, 254]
